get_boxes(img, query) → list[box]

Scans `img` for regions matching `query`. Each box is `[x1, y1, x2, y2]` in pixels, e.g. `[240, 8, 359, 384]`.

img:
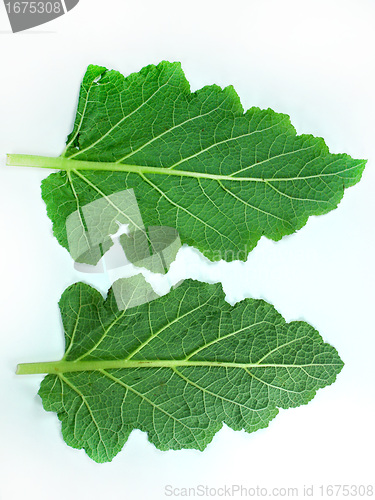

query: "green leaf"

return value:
[17, 279, 343, 462]
[7, 61, 366, 261]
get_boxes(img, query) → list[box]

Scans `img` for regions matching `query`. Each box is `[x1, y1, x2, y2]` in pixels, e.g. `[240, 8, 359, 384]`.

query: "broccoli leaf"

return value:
[17, 279, 343, 462]
[7, 61, 366, 261]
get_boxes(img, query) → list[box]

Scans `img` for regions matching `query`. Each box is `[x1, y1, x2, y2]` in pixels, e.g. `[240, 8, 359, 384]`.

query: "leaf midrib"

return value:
[17, 358, 342, 375]
[7, 154, 364, 184]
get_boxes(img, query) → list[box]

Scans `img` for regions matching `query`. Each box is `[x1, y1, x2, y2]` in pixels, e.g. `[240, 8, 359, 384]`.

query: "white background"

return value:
[0, 0, 374, 499]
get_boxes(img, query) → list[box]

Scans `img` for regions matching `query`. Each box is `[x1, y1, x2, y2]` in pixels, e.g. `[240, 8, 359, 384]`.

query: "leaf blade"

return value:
[36, 280, 343, 462]
[37, 61, 366, 261]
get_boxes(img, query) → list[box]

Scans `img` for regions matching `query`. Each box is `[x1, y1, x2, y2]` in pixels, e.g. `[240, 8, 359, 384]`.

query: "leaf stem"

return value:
[16, 359, 341, 375]
[6, 154, 142, 172]
[7, 153, 365, 185]
[6, 154, 263, 182]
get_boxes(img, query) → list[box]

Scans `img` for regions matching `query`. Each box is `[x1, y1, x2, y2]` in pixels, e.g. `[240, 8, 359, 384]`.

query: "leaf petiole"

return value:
[16, 358, 342, 375]
[6, 154, 268, 182]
